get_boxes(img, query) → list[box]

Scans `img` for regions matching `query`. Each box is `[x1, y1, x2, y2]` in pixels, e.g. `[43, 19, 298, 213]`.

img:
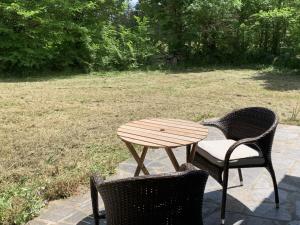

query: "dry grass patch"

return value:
[0, 68, 300, 224]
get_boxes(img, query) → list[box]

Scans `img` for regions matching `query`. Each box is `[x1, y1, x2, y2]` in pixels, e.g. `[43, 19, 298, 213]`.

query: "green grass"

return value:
[0, 67, 300, 224]
[0, 185, 44, 225]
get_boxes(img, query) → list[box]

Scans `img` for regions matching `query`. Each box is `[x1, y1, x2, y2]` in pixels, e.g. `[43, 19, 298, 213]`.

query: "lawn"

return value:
[1, 68, 300, 224]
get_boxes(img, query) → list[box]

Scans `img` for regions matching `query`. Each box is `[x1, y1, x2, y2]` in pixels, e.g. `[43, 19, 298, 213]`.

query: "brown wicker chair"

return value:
[192, 107, 279, 225]
[90, 163, 208, 225]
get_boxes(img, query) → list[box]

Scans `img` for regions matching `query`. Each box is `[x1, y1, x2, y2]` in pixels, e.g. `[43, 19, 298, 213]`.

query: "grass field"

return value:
[1, 68, 300, 224]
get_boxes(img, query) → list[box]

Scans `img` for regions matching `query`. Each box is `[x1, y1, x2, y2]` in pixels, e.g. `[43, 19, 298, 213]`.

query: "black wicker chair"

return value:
[192, 107, 279, 225]
[90, 163, 208, 225]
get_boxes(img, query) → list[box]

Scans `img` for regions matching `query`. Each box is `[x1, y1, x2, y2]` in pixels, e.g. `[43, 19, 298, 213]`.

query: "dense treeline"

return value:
[140, 0, 300, 67]
[0, 0, 300, 74]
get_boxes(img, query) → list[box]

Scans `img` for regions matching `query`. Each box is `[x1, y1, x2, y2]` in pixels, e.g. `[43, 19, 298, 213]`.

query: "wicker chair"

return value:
[90, 164, 208, 225]
[192, 107, 279, 225]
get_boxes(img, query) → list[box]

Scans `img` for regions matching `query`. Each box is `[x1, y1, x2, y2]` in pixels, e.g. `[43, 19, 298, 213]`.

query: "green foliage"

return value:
[0, 0, 125, 73]
[237, 0, 300, 67]
[0, 0, 300, 73]
[0, 185, 44, 225]
[139, 0, 193, 56]
[97, 16, 157, 70]
[141, 0, 300, 67]
[186, 0, 242, 56]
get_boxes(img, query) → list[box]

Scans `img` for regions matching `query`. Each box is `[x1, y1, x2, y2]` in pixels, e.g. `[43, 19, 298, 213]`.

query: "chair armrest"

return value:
[90, 173, 105, 189]
[202, 119, 228, 137]
[223, 137, 261, 168]
[202, 120, 220, 127]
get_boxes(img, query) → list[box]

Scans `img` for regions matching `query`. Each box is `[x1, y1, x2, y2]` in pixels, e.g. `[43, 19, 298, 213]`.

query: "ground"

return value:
[0, 68, 300, 224]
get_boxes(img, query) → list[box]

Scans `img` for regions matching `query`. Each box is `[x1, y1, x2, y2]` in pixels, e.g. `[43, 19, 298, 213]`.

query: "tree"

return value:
[140, 0, 194, 59]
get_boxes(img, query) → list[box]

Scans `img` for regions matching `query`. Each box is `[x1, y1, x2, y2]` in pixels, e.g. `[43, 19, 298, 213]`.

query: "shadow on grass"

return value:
[163, 64, 268, 75]
[76, 174, 299, 224]
[0, 64, 270, 83]
[0, 70, 88, 83]
[251, 69, 300, 91]
[1, 65, 298, 86]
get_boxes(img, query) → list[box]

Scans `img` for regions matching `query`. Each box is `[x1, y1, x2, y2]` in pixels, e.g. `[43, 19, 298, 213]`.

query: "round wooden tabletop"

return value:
[117, 118, 208, 148]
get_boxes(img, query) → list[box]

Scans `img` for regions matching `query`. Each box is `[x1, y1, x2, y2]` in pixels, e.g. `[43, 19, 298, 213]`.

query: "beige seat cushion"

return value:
[196, 139, 265, 167]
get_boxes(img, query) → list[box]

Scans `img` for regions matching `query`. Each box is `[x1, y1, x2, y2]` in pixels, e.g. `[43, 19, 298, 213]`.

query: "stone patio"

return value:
[27, 124, 300, 225]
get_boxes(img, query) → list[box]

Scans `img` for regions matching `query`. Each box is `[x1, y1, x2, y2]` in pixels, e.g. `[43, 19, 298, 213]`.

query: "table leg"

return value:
[187, 143, 197, 163]
[165, 147, 180, 171]
[186, 144, 191, 162]
[134, 146, 148, 176]
[124, 142, 149, 176]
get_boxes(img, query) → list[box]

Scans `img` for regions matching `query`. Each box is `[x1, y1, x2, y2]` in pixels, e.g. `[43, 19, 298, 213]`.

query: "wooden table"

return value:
[117, 118, 208, 176]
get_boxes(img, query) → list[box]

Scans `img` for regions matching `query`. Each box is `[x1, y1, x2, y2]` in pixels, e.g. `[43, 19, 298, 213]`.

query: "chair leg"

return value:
[90, 178, 100, 225]
[221, 168, 229, 225]
[238, 168, 243, 186]
[267, 164, 279, 208]
[186, 144, 191, 162]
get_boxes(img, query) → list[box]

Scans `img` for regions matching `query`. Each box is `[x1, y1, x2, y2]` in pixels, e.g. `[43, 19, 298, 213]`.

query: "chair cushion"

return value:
[196, 139, 265, 167]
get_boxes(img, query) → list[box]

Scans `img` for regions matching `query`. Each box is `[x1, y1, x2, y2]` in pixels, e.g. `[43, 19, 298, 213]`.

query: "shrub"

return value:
[97, 16, 158, 70]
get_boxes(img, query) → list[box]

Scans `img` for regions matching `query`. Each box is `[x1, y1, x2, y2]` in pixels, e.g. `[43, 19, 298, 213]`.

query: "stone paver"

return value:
[27, 124, 300, 225]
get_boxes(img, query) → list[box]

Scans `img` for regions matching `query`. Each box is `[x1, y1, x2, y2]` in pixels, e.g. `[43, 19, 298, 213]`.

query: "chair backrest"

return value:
[97, 170, 208, 225]
[220, 107, 278, 159]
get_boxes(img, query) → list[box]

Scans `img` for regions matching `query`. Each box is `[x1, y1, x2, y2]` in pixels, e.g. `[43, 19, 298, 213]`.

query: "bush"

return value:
[97, 17, 157, 70]
[0, 1, 121, 74]
[0, 1, 157, 74]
